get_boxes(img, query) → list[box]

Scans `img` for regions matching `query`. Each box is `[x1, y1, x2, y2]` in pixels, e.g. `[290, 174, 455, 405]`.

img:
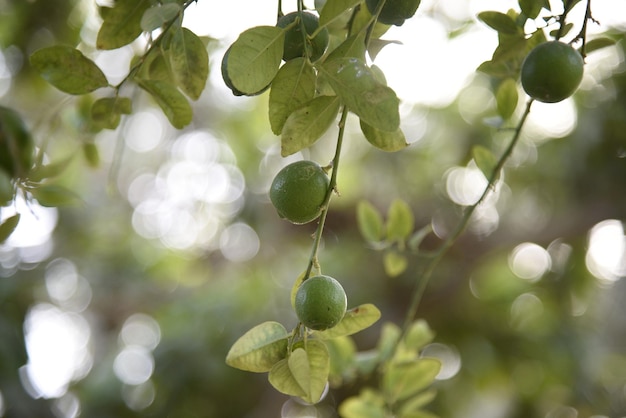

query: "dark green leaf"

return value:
[360, 119, 408, 152]
[0, 170, 13, 205]
[321, 58, 400, 132]
[519, 0, 544, 19]
[268, 58, 317, 135]
[0, 214, 20, 243]
[29, 184, 82, 207]
[91, 97, 132, 130]
[584, 37, 617, 54]
[226, 26, 284, 95]
[477, 11, 520, 34]
[281, 95, 340, 156]
[138, 80, 192, 129]
[169, 27, 209, 100]
[325, 32, 367, 62]
[226, 321, 289, 372]
[495, 78, 518, 119]
[30, 46, 108, 94]
[83, 143, 100, 168]
[549, 23, 573, 38]
[97, 0, 152, 50]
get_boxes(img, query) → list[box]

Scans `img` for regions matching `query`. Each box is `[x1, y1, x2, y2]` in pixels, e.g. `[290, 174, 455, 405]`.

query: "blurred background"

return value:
[1, 0, 626, 417]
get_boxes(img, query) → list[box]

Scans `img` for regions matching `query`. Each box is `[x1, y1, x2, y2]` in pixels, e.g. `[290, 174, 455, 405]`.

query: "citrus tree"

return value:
[0, 0, 625, 417]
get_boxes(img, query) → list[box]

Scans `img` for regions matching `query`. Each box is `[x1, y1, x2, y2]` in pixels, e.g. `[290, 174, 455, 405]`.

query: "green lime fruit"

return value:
[269, 160, 329, 224]
[365, 0, 421, 26]
[221, 46, 270, 97]
[0, 106, 34, 178]
[276, 11, 329, 62]
[521, 41, 584, 103]
[295, 275, 347, 330]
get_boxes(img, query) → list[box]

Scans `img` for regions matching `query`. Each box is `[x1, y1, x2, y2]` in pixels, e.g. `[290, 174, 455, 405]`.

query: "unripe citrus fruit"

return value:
[276, 12, 329, 62]
[365, 0, 421, 26]
[221, 46, 270, 96]
[521, 41, 584, 103]
[269, 160, 329, 224]
[295, 275, 347, 330]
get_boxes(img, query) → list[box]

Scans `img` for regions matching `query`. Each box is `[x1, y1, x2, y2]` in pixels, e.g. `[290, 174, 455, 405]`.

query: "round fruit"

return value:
[365, 0, 421, 26]
[521, 41, 584, 103]
[276, 11, 329, 62]
[295, 275, 347, 330]
[0, 106, 34, 178]
[221, 46, 270, 97]
[269, 160, 329, 225]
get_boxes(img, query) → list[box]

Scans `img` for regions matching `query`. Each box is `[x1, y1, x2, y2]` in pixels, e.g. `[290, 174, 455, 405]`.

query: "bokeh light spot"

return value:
[421, 343, 462, 380]
[113, 346, 154, 386]
[509, 242, 551, 281]
[586, 219, 626, 284]
[220, 222, 260, 262]
[120, 314, 161, 350]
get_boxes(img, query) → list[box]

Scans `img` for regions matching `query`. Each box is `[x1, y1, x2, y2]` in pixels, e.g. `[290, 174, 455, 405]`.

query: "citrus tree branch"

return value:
[398, 99, 534, 338]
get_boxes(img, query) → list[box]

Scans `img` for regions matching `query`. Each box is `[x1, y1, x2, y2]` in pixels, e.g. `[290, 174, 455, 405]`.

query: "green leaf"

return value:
[584, 37, 617, 54]
[29, 184, 82, 207]
[269, 341, 330, 404]
[357, 200, 384, 243]
[377, 322, 402, 362]
[226, 26, 284, 95]
[169, 27, 209, 100]
[398, 409, 439, 418]
[386, 198, 414, 241]
[383, 358, 441, 403]
[280, 95, 340, 156]
[0, 214, 20, 243]
[398, 389, 438, 416]
[140, 3, 181, 32]
[339, 391, 386, 418]
[83, 143, 100, 168]
[476, 60, 513, 79]
[288, 341, 330, 404]
[138, 49, 172, 82]
[138, 80, 192, 129]
[477, 11, 519, 35]
[226, 321, 289, 372]
[97, 0, 152, 50]
[383, 251, 408, 277]
[91, 97, 132, 130]
[319, 0, 362, 28]
[28, 155, 75, 183]
[518, 0, 544, 19]
[325, 336, 357, 384]
[403, 320, 435, 351]
[30, 46, 108, 95]
[360, 119, 408, 152]
[0, 170, 13, 205]
[314, 303, 381, 339]
[325, 32, 367, 62]
[268, 58, 317, 135]
[472, 145, 498, 181]
[321, 57, 400, 132]
[495, 78, 518, 119]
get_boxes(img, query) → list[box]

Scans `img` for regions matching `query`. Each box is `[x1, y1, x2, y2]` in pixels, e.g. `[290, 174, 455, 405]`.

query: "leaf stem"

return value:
[398, 99, 534, 339]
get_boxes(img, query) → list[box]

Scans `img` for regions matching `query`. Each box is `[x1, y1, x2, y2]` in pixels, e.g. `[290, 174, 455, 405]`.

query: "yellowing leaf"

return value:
[30, 46, 108, 95]
[226, 321, 289, 372]
[314, 303, 381, 339]
[383, 251, 408, 277]
[288, 341, 330, 404]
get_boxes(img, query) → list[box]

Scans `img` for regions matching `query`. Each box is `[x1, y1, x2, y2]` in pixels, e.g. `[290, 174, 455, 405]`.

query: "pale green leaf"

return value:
[83, 143, 100, 168]
[288, 341, 330, 404]
[226, 321, 289, 372]
[226, 26, 284, 95]
[386, 198, 414, 241]
[383, 251, 408, 277]
[28, 155, 76, 183]
[319, 0, 362, 28]
[477, 11, 519, 34]
[29, 185, 82, 207]
[403, 320, 435, 351]
[325, 336, 357, 385]
[357, 200, 384, 243]
[360, 119, 408, 152]
[472, 145, 498, 181]
[398, 389, 438, 417]
[399, 410, 439, 418]
[383, 358, 441, 403]
[138, 80, 192, 129]
[30, 46, 108, 94]
[321, 57, 400, 132]
[339, 392, 386, 418]
[281, 95, 340, 156]
[97, 0, 152, 50]
[140, 3, 181, 32]
[91, 97, 132, 130]
[268, 58, 317, 135]
[325, 32, 367, 62]
[0, 214, 20, 243]
[169, 27, 209, 100]
[314, 303, 381, 339]
[377, 322, 402, 362]
[268, 358, 308, 398]
[495, 78, 518, 119]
